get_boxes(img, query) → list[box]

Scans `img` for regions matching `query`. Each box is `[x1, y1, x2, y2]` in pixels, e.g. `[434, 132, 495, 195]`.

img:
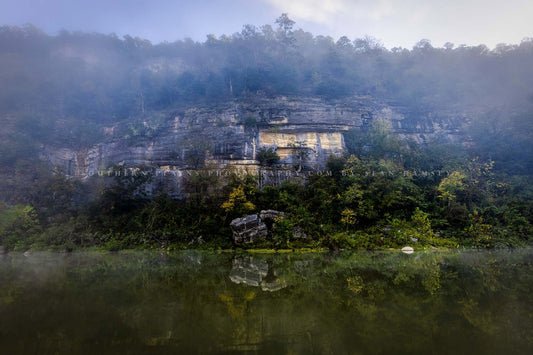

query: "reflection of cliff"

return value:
[229, 256, 287, 292]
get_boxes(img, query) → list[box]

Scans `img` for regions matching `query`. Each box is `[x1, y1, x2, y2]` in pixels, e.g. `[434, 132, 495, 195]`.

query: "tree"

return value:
[183, 137, 213, 169]
[222, 185, 256, 217]
[275, 13, 295, 33]
[0, 204, 41, 249]
[464, 211, 493, 248]
[275, 13, 296, 46]
[341, 208, 357, 230]
[288, 141, 309, 172]
[341, 155, 422, 224]
[336, 36, 353, 50]
[353, 36, 384, 54]
[438, 171, 466, 209]
[256, 147, 280, 167]
[89, 165, 153, 232]
[438, 158, 495, 210]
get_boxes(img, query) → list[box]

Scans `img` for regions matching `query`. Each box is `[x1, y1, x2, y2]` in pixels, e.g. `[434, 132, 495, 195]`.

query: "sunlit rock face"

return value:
[42, 95, 465, 181]
[258, 131, 345, 168]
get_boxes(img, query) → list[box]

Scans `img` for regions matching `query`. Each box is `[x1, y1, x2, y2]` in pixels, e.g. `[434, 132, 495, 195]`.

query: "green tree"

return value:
[0, 204, 41, 250]
[464, 211, 493, 248]
[438, 171, 466, 208]
[341, 155, 422, 224]
[256, 147, 280, 167]
[222, 185, 256, 217]
[438, 158, 495, 210]
[288, 141, 309, 172]
[341, 208, 357, 230]
[183, 137, 213, 169]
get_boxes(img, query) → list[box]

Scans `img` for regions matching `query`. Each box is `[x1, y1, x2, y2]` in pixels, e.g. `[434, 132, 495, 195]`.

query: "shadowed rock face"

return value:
[42, 95, 466, 193]
[259, 209, 283, 230]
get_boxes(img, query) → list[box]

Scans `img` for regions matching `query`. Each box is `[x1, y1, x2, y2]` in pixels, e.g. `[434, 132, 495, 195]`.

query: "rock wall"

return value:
[42, 95, 467, 191]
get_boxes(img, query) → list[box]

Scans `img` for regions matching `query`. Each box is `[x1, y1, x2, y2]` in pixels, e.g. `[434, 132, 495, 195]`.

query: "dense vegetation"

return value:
[1, 121, 532, 251]
[0, 16, 532, 251]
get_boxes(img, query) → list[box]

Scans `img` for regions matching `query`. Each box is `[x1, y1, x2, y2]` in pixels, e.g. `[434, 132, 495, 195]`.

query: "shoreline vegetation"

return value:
[1, 143, 531, 253]
[1, 125, 532, 252]
[0, 246, 490, 255]
[1, 119, 532, 252]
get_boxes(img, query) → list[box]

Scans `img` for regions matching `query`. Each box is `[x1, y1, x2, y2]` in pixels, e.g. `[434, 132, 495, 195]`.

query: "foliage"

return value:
[0, 204, 41, 250]
[222, 185, 256, 216]
[183, 137, 213, 169]
[1, 135, 530, 251]
[288, 141, 310, 172]
[271, 217, 295, 248]
[464, 211, 494, 248]
[341, 208, 357, 229]
[256, 147, 280, 167]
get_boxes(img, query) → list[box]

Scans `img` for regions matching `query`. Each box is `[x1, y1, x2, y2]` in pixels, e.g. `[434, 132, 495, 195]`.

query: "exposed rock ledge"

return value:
[41, 96, 467, 181]
[230, 210, 284, 245]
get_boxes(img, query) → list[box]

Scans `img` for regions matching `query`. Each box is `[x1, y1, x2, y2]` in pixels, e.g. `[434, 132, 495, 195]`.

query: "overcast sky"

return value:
[1, 0, 531, 49]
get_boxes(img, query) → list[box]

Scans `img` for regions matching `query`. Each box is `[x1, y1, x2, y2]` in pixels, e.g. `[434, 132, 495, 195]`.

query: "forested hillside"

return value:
[0, 16, 532, 251]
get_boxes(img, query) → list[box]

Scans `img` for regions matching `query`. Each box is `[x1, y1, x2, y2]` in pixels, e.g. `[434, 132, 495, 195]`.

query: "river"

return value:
[0, 249, 531, 354]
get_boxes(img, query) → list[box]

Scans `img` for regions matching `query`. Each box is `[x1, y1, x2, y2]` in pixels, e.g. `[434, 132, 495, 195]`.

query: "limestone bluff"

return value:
[41, 94, 467, 196]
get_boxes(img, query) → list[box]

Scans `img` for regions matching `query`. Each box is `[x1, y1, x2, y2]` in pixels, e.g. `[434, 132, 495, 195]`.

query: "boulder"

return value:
[259, 209, 283, 222]
[230, 210, 286, 245]
[292, 226, 309, 239]
[401, 246, 414, 254]
[230, 214, 268, 245]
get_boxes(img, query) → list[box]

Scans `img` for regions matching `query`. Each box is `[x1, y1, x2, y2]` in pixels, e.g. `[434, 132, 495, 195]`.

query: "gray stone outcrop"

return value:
[230, 210, 285, 245]
[230, 214, 268, 245]
[259, 209, 283, 222]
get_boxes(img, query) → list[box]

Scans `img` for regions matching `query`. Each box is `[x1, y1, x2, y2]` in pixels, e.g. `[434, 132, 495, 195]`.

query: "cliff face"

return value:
[41, 95, 467, 183]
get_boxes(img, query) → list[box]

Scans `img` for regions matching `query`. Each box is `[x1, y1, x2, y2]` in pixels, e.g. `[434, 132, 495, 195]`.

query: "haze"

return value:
[1, 0, 531, 48]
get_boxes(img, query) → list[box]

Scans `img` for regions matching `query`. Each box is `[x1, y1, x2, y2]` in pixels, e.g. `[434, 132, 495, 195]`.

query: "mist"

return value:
[1, 18, 532, 171]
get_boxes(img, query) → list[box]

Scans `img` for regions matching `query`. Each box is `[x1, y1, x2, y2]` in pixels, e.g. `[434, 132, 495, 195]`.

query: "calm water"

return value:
[0, 249, 532, 354]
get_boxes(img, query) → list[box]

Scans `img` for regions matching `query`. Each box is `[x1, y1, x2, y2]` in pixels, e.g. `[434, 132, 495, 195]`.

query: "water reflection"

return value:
[229, 256, 287, 291]
[0, 249, 531, 354]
